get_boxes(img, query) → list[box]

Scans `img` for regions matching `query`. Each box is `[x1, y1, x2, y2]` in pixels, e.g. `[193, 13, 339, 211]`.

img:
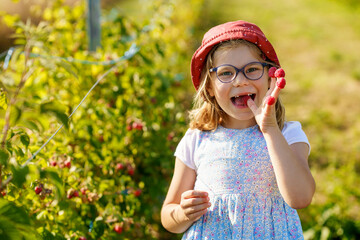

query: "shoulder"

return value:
[282, 121, 311, 152]
[174, 128, 202, 170]
[282, 121, 304, 134]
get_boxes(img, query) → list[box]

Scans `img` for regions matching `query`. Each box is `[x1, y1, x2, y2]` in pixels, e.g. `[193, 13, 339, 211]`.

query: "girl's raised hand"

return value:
[178, 190, 211, 222]
[247, 68, 286, 132]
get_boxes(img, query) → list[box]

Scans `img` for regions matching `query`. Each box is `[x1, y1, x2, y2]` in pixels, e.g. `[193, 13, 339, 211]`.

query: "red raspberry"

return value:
[35, 186, 43, 195]
[134, 189, 142, 197]
[267, 96, 276, 105]
[276, 78, 286, 89]
[73, 191, 79, 197]
[116, 163, 124, 171]
[114, 224, 123, 234]
[64, 160, 71, 168]
[268, 67, 277, 78]
[80, 187, 87, 195]
[274, 68, 285, 78]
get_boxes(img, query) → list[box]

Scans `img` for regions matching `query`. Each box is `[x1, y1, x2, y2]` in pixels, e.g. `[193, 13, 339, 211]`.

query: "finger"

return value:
[266, 96, 276, 106]
[181, 200, 211, 217]
[182, 190, 208, 199]
[270, 77, 286, 99]
[187, 208, 209, 222]
[181, 196, 210, 209]
[268, 77, 276, 95]
[246, 98, 258, 114]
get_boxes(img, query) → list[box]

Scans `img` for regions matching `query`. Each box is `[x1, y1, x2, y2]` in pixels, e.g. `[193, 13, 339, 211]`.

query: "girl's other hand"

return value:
[179, 190, 211, 222]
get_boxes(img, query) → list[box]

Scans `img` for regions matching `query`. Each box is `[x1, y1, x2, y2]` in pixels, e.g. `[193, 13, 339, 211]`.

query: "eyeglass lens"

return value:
[216, 62, 265, 82]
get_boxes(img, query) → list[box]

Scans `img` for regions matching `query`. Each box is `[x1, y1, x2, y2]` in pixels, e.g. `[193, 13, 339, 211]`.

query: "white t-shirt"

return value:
[174, 121, 310, 170]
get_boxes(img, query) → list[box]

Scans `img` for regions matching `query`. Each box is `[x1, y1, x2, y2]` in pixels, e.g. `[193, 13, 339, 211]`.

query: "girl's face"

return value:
[208, 44, 269, 129]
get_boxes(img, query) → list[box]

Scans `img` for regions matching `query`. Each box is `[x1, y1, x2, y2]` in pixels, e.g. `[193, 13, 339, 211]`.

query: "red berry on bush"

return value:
[64, 160, 71, 168]
[80, 187, 87, 195]
[268, 67, 277, 78]
[132, 122, 143, 130]
[114, 224, 123, 234]
[134, 189, 142, 197]
[50, 160, 57, 167]
[116, 163, 124, 171]
[78, 237, 87, 240]
[276, 77, 286, 89]
[1, 191, 6, 197]
[127, 166, 134, 176]
[73, 191, 79, 197]
[274, 68, 285, 78]
[126, 124, 132, 131]
[35, 186, 43, 195]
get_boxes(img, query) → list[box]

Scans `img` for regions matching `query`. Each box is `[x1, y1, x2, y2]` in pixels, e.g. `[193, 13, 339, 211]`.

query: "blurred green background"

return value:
[1, 0, 360, 239]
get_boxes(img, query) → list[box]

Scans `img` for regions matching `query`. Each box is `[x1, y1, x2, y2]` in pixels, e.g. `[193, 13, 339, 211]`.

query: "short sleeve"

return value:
[282, 121, 311, 154]
[174, 128, 199, 170]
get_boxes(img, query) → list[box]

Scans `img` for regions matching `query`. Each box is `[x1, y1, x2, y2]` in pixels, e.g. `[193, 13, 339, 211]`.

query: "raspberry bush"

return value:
[0, 0, 203, 239]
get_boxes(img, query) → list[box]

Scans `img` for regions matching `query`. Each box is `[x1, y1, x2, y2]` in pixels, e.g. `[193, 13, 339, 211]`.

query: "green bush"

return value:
[0, 0, 203, 239]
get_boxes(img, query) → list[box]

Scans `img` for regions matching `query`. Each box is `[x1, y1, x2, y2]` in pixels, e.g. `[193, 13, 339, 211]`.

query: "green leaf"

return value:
[1, 14, 19, 27]
[0, 88, 7, 110]
[0, 148, 10, 166]
[56, 59, 78, 80]
[39, 169, 65, 198]
[0, 199, 39, 240]
[40, 100, 69, 128]
[10, 165, 29, 188]
[93, 219, 106, 238]
[20, 133, 30, 148]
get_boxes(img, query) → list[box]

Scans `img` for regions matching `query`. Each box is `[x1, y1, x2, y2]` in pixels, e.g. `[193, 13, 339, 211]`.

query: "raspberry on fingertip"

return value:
[276, 78, 286, 89]
[267, 96, 276, 105]
[274, 68, 285, 78]
[268, 67, 277, 78]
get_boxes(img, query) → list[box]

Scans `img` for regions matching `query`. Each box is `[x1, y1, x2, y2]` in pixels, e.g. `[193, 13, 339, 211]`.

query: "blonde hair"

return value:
[189, 39, 285, 131]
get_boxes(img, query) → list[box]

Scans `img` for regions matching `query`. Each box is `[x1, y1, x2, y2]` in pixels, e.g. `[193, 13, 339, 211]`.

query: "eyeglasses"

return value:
[209, 62, 269, 83]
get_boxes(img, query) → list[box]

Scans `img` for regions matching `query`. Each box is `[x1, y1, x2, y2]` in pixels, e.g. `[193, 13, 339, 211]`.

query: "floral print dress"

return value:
[175, 122, 309, 240]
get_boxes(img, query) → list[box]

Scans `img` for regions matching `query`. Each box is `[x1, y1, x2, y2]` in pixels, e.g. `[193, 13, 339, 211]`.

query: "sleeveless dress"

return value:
[174, 122, 309, 240]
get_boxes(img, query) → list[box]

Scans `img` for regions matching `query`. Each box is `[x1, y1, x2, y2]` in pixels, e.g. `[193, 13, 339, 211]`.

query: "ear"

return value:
[207, 86, 214, 97]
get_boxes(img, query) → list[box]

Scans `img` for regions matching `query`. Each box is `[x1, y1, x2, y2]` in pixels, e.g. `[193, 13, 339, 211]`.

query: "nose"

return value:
[232, 71, 249, 87]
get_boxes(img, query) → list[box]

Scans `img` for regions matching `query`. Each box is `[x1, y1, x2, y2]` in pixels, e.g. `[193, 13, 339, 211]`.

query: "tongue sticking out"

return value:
[233, 95, 251, 107]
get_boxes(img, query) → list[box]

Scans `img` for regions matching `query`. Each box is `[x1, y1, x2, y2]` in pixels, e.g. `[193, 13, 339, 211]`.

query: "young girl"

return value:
[161, 20, 315, 239]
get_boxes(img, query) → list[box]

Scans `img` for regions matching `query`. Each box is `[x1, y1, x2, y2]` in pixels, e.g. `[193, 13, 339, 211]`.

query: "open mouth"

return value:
[231, 94, 256, 107]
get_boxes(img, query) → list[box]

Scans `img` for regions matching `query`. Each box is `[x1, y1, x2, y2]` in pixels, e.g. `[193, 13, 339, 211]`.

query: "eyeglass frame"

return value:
[209, 61, 270, 83]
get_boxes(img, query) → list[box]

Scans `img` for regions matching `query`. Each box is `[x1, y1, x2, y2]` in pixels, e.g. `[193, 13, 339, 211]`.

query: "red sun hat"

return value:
[191, 20, 280, 90]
